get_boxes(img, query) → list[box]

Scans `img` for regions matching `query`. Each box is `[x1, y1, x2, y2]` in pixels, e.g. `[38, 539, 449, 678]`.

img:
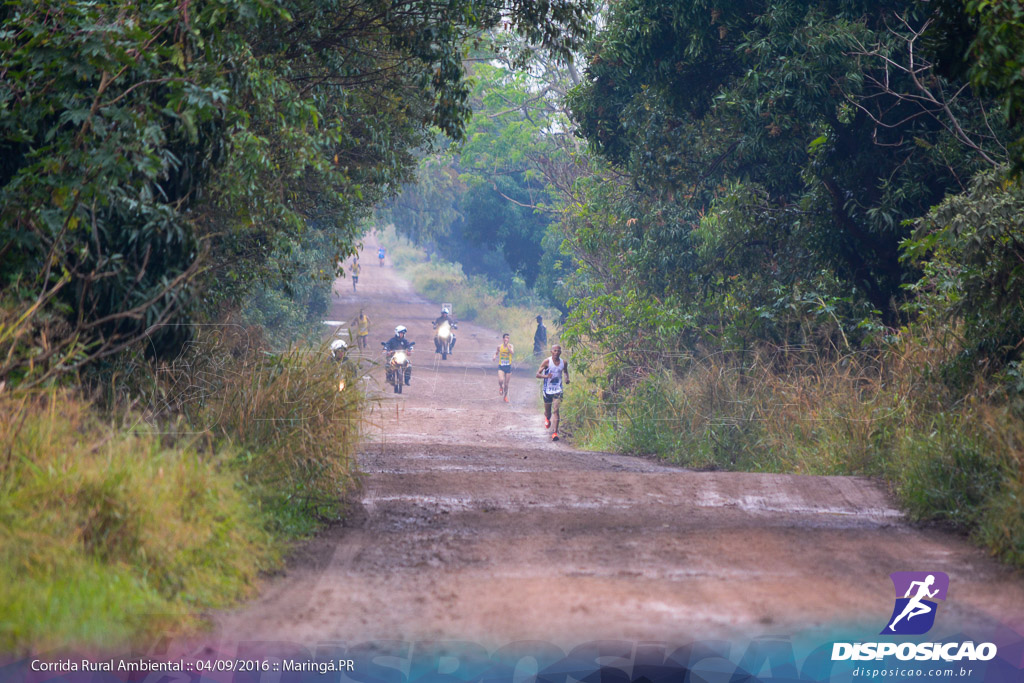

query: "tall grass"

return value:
[565, 349, 892, 471]
[0, 324, 364, 652]
[563, 343, 1024, 566]
[0, 390, 273, 652]
[891, 406, 1024, 565]
[120, 323, 364, 533]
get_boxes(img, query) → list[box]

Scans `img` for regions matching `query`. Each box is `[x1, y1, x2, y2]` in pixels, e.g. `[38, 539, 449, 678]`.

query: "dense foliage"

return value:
[382, 40, 583, 300]
[390, 1, 1024, 388]
[0, 0, 591, 387]
[548, 0, 1024, 563]
[905, 167, 1024, 387]
[562, 0, 1016, 368]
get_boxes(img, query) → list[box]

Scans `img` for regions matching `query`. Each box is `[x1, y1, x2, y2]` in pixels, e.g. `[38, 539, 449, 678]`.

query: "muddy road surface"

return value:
[214, 238, 1024, 651]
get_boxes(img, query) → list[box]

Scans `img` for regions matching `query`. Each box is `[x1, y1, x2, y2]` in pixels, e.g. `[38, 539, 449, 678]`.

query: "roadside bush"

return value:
[0, 390, 274, 653]
[977, 475, 1024, 567]
[567, 348, 898, 474]
[890, 411, 1006, 528]
[905, 168, 1024, 387]
[0, 322, 365, 651]
[891, 405, 1024, 565]
[564, 337, 1024, 567]
[141, 323, 363, 535]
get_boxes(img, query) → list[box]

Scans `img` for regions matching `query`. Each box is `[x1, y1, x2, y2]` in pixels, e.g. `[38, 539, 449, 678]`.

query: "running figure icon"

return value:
[888, 574, 939, 631]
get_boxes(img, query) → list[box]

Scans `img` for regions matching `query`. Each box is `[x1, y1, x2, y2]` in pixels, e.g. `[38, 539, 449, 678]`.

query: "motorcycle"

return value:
[433, 320, 456, 360]
[381, 341, 414, 394]
[330, 338, 353, 393]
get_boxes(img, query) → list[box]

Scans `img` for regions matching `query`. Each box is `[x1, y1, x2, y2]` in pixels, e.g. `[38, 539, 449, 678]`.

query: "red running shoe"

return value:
[551, 432, 559, 441]
[544, 417, 550, 429]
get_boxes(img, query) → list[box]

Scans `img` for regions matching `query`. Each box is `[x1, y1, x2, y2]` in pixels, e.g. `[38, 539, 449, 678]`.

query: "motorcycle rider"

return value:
[383, 325, 414, 385]
[432, 307, 457, 354]
[330, 338, 352, 392]
[330, 338, 348, 362]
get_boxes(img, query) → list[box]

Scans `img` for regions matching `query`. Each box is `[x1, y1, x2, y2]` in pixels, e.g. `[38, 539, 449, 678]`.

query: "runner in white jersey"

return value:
[535, 344, 569, 441]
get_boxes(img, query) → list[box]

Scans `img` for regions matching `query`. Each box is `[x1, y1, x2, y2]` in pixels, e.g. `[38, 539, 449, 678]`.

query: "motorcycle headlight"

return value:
[393, 351, 407, 364]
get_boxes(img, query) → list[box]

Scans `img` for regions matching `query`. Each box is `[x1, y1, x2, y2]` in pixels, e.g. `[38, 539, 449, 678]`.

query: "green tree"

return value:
[562, 0, 1005, 379]
[905, 168, 1024, 382]
[384, 39, 588, 301]
[381, 153, 464, 252]
[0, 0, 592, 386]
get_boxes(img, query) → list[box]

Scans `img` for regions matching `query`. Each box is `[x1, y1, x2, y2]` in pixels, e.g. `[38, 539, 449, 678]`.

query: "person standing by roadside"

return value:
[536, 344, 569, 441]
[352, 309, 370, 349]
[493, 333, 514, 402]
[533, 315, 547, 356]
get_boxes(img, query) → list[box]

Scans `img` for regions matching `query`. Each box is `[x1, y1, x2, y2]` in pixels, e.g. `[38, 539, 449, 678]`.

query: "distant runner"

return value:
[536, 344, 569, 441]
[493, 333, 514, 402]
[352, 309, 370, 349]
[351, 259, 360, 292]
[378, 246, 386, 267]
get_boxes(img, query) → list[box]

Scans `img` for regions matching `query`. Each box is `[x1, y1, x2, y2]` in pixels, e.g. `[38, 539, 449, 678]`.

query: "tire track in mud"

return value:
[212, 236, 1024, 650]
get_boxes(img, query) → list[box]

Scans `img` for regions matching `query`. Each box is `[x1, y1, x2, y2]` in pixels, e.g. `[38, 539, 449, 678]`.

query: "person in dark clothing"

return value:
[383, 326, 414, 351]
[533, 315, 548, 355]
[383, 325, 414, 384]
[432, 307, 457, 353]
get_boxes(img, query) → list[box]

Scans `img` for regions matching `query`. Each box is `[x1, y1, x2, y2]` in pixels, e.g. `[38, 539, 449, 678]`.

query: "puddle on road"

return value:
[372, 466, 543, 474]
[365, 495, 477, 512]
[362, 493, 633, 513]
[363, 492, 903, 525]
[695, 491, 902, 519]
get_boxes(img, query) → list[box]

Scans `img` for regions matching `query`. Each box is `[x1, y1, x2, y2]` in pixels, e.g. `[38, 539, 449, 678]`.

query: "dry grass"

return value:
[565, 339, 1024, 566]
[567, 346, 900, 472]
[0, 389, 274, 652]
[0, 321, 365, 651]
[137, 322, 364, 532]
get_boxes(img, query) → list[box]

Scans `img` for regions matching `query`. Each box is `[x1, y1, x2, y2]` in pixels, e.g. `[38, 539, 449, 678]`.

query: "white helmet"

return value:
[441, 307, 450, 315]
[395, 325, 407, 335]
[330, 338, 348, 351]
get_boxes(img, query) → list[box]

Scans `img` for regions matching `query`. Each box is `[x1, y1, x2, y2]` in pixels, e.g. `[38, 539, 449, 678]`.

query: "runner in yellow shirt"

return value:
[351, 259, 360, 292]
[352, 309, 370, 349]
[492, 333, 514, 402]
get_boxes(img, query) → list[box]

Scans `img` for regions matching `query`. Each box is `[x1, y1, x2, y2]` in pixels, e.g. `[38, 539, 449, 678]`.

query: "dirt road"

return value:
[213, 238, 1024, 654]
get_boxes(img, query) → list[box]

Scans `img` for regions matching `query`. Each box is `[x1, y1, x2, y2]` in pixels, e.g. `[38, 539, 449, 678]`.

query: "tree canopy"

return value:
[555, 0, 1022, 384]
[382, 39, 582, 292]
[0, 0, 592, 386]
[379, 0, 1024, 398]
